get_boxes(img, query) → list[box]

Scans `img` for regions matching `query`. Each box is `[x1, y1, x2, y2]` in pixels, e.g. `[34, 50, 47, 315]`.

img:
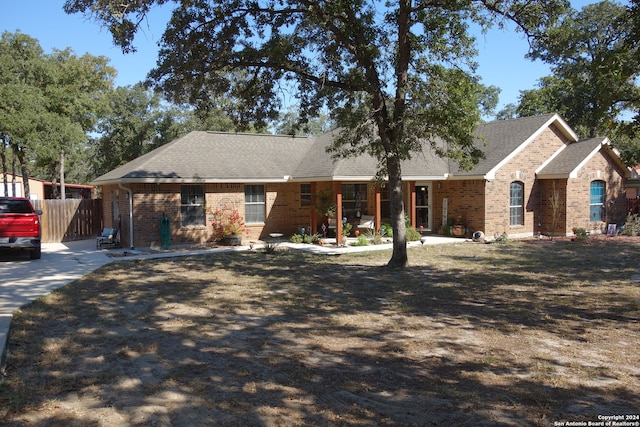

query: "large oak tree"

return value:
[0, 31, 116, 197]
[66, 0, 567, 267]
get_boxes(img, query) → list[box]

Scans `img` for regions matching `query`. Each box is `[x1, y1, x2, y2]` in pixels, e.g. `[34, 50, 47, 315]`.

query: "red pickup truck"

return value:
[0, 197, 42, 259]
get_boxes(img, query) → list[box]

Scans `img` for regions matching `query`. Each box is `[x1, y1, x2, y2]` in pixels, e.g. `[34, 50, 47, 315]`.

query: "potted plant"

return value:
[313, 189, 336, 223]
[209, 208, 248, 245]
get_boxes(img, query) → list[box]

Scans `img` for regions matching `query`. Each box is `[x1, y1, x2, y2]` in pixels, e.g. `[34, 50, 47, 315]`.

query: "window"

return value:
[510, 182, 524, 226]
[341, 183, 368, 218]
[0, 199, 33, 213]
[245, 185, 265, 223]
[300, 183, 311, 206]
[590, 181, 605, 222]
[415, 184, 429, 229]
[181, 185, 205, 227]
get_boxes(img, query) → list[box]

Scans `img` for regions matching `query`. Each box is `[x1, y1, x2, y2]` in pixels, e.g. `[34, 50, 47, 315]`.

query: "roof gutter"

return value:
[118, 182, 134, 249]
[93, 177, 294, 185]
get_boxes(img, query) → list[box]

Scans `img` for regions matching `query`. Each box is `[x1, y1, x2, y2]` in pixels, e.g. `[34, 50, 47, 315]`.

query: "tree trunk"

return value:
[60, 150, 66, 200]
[11, 143, 18, 197]
[386, 155, 408, 268]
[385, 0, 410, 268]
[50, 176, 59, 199]
[15, 145, 30, 199]
[1, 135, 7, 197]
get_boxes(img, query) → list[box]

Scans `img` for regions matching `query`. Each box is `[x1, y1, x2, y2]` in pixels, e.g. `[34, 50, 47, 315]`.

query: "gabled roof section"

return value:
[450, 113, 578, 179]
[537, 137, 631, 179]
[92, 131, 315, 184]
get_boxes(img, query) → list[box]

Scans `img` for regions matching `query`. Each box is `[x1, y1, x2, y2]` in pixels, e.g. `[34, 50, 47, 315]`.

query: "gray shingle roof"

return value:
[93, 131, 315, 184]
[537, 137, 607, 177]
[292, 131, 450, 180]
[92, 114, 589, 185]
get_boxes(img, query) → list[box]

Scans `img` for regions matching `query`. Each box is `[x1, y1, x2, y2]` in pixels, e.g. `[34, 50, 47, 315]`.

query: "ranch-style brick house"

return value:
[92, 113, 631, 249]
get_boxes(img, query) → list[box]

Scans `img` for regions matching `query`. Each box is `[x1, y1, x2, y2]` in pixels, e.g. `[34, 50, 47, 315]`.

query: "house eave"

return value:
[402, 175, 449, 181]
[94, 174, 459, 185]
[328, 175, 377, 181]
[626, 179, 640, 188]
[536, 173, 572, 180]
[446, 174, 486, 181]
[92, 177, 294, 186]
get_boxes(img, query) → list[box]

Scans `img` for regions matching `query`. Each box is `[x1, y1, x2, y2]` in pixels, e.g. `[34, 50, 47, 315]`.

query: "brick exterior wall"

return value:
[565, 151, 628, 234]
[539, 179, 567, 237]
[432, 126, 626, 239]
[429, 124, 617, 239]
[482, 125, 568, 238]
[264, 182, 315, 237]
[432, 180, 486, 235]
[100, 182, 313, 248]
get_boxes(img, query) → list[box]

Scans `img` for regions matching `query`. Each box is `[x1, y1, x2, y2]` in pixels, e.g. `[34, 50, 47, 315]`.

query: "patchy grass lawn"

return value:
[1, 237, 639, 426]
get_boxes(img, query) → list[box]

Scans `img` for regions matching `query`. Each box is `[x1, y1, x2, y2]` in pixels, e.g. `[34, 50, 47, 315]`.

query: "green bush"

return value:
[371, 222, 419, 241]
[573, 228, 588, 241]
[494, 232, 509, 243]
[573, 227, 587, 240]
[351, 234, 369, 246]
[622, 214, 640, 236]
[380, 223, 393, 237]
[290, 232, 321, 244]
[406, 226, 422, 241]
[366, 229, 385, 245]
[443, 218, 456, 236]
[341, 222, 353, 237]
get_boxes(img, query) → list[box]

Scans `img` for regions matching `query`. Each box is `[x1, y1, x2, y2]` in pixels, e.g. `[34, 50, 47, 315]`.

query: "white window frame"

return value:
[590, 180, 605, 223]
[510, 181, 524, 226]
[181, 185, 205, 227]
[245, 184, 265, 223]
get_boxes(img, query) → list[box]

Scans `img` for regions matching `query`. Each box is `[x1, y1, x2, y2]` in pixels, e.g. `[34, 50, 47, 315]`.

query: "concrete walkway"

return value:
[0, 234, 463, 378]
[0, 240, 111, 376]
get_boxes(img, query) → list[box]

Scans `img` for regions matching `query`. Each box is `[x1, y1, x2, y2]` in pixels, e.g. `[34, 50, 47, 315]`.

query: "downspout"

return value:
[118, 182, 134, 249]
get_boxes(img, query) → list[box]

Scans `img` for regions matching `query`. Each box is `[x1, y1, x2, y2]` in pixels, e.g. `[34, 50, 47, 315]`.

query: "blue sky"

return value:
[2, 0, 605, 113]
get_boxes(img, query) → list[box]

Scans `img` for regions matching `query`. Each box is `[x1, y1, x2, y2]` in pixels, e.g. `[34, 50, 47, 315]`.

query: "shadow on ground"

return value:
[1, 239, 639, 426]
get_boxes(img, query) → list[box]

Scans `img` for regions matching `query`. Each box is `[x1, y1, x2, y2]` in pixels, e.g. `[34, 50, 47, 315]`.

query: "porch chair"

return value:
[357, 215, 375, 232]
[97, 224, 120, 249]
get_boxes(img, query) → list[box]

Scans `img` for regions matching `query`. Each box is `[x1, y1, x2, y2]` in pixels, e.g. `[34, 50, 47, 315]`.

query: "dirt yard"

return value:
[1, 236, 639, 426]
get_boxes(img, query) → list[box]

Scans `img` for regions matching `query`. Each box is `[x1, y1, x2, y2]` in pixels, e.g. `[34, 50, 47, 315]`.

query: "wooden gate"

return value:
[32, 199, 103, 243]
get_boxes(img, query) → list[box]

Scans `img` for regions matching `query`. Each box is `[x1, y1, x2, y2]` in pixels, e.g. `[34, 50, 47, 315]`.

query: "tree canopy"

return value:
[0, 31, 116, 197]
[65, 0, 568, 267]
[500, 1, 640, 165]
[0, 29, 270, 198]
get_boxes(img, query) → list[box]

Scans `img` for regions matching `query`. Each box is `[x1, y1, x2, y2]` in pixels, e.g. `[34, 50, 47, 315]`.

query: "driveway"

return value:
[0, 240, 114, 375]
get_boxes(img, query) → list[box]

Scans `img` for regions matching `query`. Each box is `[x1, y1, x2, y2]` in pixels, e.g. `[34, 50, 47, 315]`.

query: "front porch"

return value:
[308, 180, 441, 245]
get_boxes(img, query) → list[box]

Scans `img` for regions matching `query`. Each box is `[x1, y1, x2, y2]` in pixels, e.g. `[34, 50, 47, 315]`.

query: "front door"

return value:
[415, 183, 431, 231]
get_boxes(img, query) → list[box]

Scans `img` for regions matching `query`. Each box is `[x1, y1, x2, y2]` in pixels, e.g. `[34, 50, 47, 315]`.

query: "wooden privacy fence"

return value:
[32, 199, 103, 243]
